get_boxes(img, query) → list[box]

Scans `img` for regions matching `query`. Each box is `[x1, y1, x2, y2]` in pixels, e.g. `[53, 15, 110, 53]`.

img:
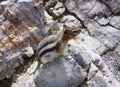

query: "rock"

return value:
[45, 0, 65, 17]
[12, 72, 36, 87]
[97, 26, 120, 49]
[65, 0, 111, 21]
[0, 52, 22, 80]
[0, 0, 7, 2]
[74, 37, 120, 87]
[17, 0, 33, 3]
[86, 0, 111, 18]
[87, 63, 99, 81]
[95, 17, 110, 25]
[84, 18, 101, 35]
[0, 0, 9, 14]
[0, 0, 9, 5]
[22, 47, 34, 57]
[45, 0, 58, 10]
[115, 44, 120, 53]
[12, 58, 38, 87]
[60, 15, 82, 27]
[0, 0, 44, 81]
[12, 0, 44, 29]
[87, 63, 108, 87]
[65, 0, 86, 21]
[44, 10, 53, 24]
[99, 0, 120, 14]
[110, 16, 120, 29]
[51, 2, 65, 17]
[87, 75, 108, 87]
[85, 19, 120, 51]
[66, 43, 91, 70]
[67, 39, 120, 86]
[102, 50, 120, 82]
[76, 33, 108, 55]
[34, 56, 87, 87]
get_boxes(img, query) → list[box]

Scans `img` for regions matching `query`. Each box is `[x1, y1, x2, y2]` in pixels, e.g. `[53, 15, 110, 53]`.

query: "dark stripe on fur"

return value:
[38, 46, 56, 57]
[37, 40, 55, 54]
[37, 36, 57, 55]
[38, 41, 61, 58]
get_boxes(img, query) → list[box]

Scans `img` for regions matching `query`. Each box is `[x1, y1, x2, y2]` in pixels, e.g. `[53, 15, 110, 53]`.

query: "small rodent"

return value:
[36, 25, 81, 64]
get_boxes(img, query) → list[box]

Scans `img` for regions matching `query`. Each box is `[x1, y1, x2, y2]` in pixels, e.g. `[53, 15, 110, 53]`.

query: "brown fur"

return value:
[62, 25, 81, 42]
[55, 25, 81, 54]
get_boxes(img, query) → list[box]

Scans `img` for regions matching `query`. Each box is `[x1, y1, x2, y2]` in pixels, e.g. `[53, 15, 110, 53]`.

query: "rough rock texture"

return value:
[0, 0, 120, 87]
[99, 0, 120, 15]
[51, 1, 65, 17]
[0, 0, 44, 82]
[34, 56, 86, 87]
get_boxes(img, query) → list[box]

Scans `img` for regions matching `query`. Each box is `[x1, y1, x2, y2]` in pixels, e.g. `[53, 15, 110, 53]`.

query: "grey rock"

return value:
[0, 52, 22, 80]
[110, 16, 120, 29]
[115, 44, 120, 53]
[76, 33, 108, 56]
[12, 0, 44, 29]
[0, 0, 7, 2]
[17, 0, 33, 3]
[87, 63, 99, 81]
[51, 2, 65, 17]
[87, 63, 116, 87]
[65, 0, 86, 21]
[85, 19, 120, 50]
[0, 0, 9, 14]
[99, 0, 120, 14]
[60, 15, 82, 27]
[86, 0, 111, 18]
[87, 75, 108, 87]
[95, 17, 110, 25]
[66, 44, 90, 70]
[34, 56, 87, 87]
[76, 39, 120, 86]
[102, 51, 120, 82]
[84, 18, 101, 35]
[65, 0, 111, 21]
[0, 0, 44, 81]
[45, 0, 58, 10]
[0, 0, 9, 5]
[44, 10, 54, 24]
[12, 74, 35, 87]
[22, 47, 34, 57]
[98, 26, 120, 49]
[45, 0, 65, 17]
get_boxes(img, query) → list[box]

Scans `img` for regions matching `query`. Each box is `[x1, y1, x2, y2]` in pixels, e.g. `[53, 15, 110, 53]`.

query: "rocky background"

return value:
[0, 0, 120, 87]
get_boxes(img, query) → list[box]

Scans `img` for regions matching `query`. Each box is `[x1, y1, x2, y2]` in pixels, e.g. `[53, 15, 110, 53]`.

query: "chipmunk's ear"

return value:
[63, 25, 68, 31]
[63, 25, 68, 29]
[63, 25, 69, 34]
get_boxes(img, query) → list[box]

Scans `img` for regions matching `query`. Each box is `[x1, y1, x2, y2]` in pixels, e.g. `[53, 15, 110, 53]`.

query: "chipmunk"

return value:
[36, 25, 81, 64]
[29, 25, 81, 75]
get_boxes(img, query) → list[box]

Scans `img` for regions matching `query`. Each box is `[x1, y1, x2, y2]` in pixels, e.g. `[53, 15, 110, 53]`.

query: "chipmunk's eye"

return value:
[72, 30, 77, 34]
